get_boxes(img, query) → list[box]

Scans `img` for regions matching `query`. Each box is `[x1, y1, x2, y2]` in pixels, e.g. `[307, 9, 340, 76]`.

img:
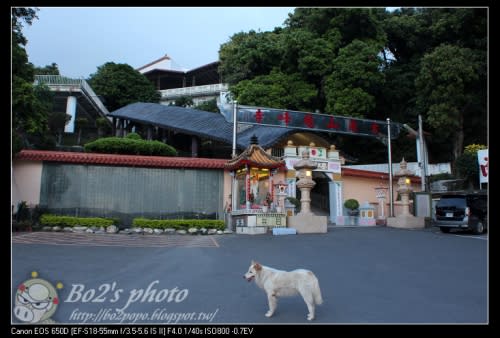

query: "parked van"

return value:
[433, 191, 487, 234]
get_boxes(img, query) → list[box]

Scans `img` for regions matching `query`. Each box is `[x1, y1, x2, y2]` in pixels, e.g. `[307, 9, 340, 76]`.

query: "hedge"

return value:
[84, 137, 177, 157]
[132, 218, 225, 230]
[40, 214, 117, 228]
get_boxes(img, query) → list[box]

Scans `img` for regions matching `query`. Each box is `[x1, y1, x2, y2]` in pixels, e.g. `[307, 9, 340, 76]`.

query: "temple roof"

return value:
[224, 144, 286, 171]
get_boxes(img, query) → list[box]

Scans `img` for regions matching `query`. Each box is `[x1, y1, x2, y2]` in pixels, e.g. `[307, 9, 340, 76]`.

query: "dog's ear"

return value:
[254, 262, 262, 271]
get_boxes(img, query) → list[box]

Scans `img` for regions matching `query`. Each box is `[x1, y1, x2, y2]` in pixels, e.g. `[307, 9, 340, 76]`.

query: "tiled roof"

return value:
[224, 144, 286, 171]
[107, 103, 292, 150]
[15, 150, 228, 170]
[136, 54, 171, 71]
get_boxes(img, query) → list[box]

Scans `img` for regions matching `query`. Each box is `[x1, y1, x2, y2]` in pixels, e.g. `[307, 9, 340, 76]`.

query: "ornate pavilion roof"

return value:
[224, 142, 286, 171]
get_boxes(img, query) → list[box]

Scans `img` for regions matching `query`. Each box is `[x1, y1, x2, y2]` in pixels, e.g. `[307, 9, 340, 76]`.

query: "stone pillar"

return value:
[191, 136, 198, 157]
[287, 150, 327, 233]
[375, 185, 388, 224]
[387, 158, 425, 229]
[398, 176, 411, 216]
[293, 151, 317, 216]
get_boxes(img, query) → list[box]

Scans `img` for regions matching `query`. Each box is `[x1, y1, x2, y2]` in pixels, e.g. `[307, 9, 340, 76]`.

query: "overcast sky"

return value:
[22, 7, 296, 79]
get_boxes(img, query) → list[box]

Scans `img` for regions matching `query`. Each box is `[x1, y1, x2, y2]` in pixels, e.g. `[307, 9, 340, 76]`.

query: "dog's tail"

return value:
[313, 275, 323, 305]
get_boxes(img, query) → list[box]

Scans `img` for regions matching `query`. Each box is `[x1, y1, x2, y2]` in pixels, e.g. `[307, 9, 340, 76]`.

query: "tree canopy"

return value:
[12, 8, 57, 154]
[218, 7, 487, 164]
[88, 62, 161, 112]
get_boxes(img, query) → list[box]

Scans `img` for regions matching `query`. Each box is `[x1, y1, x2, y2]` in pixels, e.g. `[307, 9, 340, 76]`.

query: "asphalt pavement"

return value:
[11, 226, 488, 324]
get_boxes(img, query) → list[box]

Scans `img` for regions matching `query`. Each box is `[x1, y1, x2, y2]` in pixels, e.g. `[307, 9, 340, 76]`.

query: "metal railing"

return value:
[34, 75, 109, 115]
[160, 83, 228, 99]
[34, 75, 82, 86]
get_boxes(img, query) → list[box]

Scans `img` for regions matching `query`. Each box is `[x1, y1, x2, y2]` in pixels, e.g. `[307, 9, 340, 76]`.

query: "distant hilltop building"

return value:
[137, 54, 228, 106]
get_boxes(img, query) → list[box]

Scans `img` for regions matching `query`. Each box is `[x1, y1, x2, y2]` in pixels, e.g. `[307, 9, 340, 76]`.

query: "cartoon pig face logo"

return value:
[14, 272, 61, 323]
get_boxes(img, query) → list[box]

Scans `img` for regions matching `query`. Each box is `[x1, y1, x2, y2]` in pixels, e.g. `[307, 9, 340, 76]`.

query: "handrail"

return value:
[160, 83, 228, 99]
[34, 75, 109, 116]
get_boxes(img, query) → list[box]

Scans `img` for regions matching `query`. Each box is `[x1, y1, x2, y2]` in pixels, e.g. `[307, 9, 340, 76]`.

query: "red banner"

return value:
[236, 105, 402, 139]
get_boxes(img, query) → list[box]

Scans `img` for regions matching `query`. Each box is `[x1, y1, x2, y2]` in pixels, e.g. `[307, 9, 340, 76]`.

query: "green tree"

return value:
[415, 44, 484, 162]
[75, 117, 89, 145]
[195, 99, 219, 113]
[217, 8, 486, 165]
[382, 8, 486, 163]
[12, 7, 55, 153]
[230, 70, 316, 110]
[171, 96, 193, 108]
[96, 117, 111, 138]
[455, 144, 487, 190]
[47, 112, 70, 145]
[88, 62, 161, 112]
[34, 62, 60, 75]
[219, 30, 284, 85]
[324, 39, 385, 118]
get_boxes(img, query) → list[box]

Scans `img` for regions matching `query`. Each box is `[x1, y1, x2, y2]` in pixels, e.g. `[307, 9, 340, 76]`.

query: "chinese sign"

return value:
[237, 105, 402, 139]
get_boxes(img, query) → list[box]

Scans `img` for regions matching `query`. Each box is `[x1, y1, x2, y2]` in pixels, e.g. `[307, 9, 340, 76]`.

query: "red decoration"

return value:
[304, 114, 314, 128]
[53, 297, 59, 304]
[18, 284, 26, 292]
[348, 119, 358, 133]
[371, 122, 380, 134]
[246, 171, 250, 202]
[278, 111, 291, 126]
[327, 116, 340, 129]
[255, 109, 263, 123]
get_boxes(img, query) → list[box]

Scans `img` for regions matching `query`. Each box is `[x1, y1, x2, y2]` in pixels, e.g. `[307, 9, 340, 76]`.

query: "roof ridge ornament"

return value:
[250, 134, 259, 145]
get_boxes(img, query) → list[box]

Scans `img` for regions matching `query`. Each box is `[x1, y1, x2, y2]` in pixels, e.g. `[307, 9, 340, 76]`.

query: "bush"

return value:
[285, 197, 300, 211]
[132, 218, 225, 231]
[84, 137, 176, 156]
[344, 199, 359, 210]
[40, 214, 117, 228]
[125, 132, 142, 140]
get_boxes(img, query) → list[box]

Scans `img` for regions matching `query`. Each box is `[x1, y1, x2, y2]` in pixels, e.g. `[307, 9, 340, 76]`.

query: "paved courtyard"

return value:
[11, 226, 488, 324]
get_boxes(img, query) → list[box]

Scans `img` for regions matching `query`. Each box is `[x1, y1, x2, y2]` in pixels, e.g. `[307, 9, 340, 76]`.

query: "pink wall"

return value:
[12, 160, 43, 210]
[342, 175, 421, 218]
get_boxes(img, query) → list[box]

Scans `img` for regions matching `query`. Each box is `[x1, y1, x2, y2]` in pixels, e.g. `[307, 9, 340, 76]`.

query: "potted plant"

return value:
[344, 199, 360, 216]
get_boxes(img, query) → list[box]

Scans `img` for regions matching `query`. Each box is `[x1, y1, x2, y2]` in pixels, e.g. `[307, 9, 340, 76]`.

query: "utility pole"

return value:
[232, 101, 238, 158]
[418, 115, 428, 192]
[387, 118, 394, 217]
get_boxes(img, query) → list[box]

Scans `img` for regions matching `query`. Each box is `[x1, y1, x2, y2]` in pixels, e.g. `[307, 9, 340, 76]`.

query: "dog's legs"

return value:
[265, 292, 277, 318]
[300, 292, 315, 321]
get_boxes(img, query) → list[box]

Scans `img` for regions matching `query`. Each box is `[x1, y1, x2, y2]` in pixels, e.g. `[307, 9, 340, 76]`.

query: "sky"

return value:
[22, 7, 296, 79]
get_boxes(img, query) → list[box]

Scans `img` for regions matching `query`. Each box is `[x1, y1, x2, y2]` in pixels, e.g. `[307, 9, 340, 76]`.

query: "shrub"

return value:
[84, 137, 176, 156]
[285, 197, 300, 211]
[125, 132, 142, 140]
[40, 214, 117, 228]
[132, 218, 225, 231]
[344, 199, 359, 210]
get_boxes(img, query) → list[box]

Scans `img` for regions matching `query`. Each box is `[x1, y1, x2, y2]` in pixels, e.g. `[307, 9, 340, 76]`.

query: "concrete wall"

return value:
[341, 175, 421, 218]
[11, 160, 42, 210]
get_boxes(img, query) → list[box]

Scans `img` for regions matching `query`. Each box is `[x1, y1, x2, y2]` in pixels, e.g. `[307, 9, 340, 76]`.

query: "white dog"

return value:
[244, 260, 323, 320]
